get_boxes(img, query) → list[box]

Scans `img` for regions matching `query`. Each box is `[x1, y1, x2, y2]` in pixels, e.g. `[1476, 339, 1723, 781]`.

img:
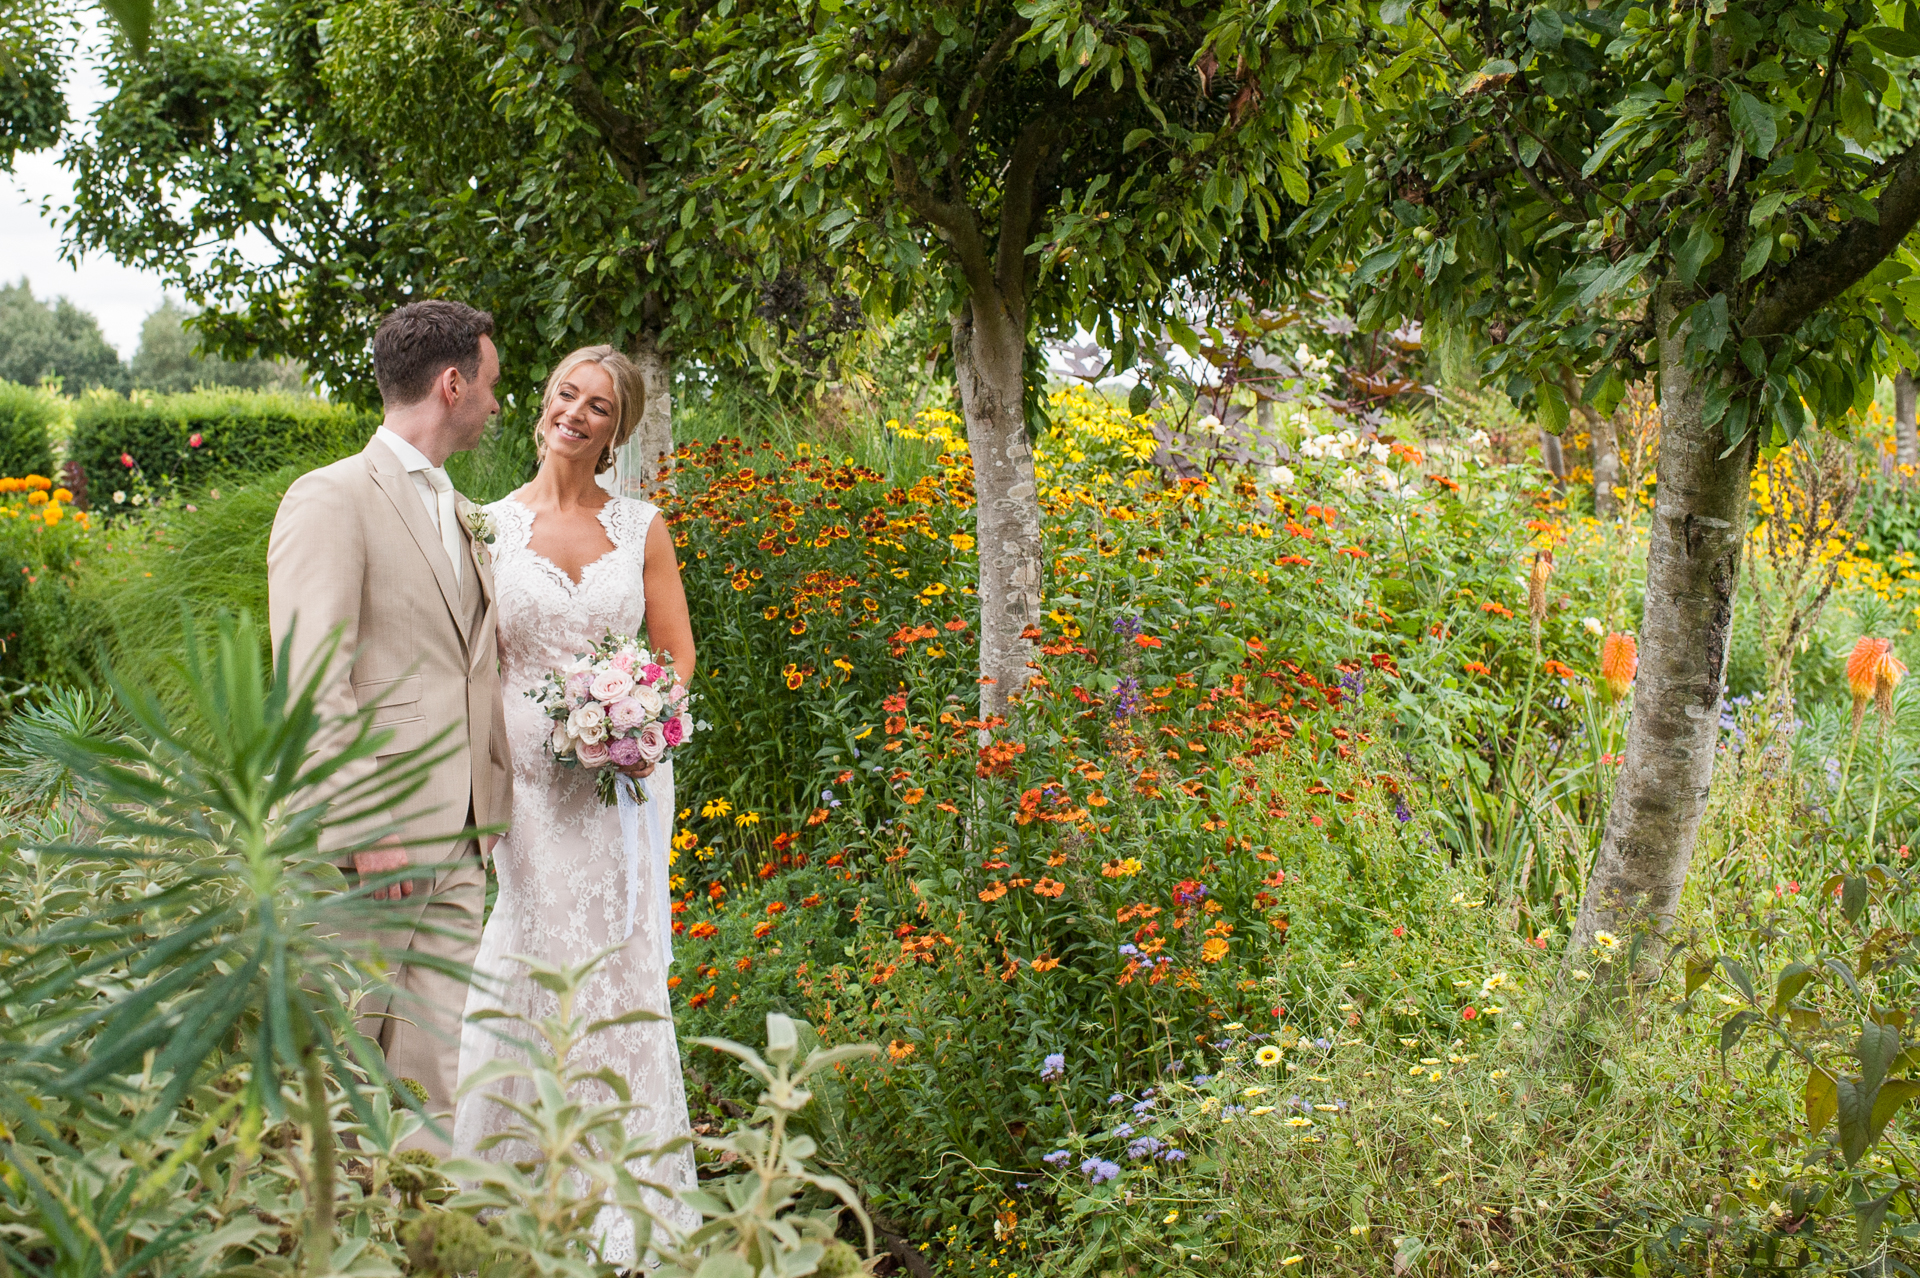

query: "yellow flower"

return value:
[1256, 1045, 1283, 1066]
[1592, 931, 1620, 951]
[734, 811, 761, 828]
[1281, 1257, 1304, 1268]
[700, 798, 733, 819]
[833, 657, 854, 673]
[1241, 1085, 1269, 1098]
[950, 532, 976, 551]
[1286, 1116, 1313, 1128]
[1248, 1105, 1276, 1116]
[1163, 1210, 1180, 1225]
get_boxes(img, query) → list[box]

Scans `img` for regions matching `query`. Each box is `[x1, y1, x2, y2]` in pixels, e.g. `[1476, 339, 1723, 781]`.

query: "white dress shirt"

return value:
[375, 425, 461, 585]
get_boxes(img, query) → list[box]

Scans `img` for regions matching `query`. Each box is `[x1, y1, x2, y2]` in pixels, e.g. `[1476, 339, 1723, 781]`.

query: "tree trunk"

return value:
[1538, 428, 1567, 487]
[1562, 288, 1754, 987]
[1896, 367, 1918, 475]
[951, 294, 1043, 720]
[1591, 410, 1623, 520]
[617, 330, 674, 500]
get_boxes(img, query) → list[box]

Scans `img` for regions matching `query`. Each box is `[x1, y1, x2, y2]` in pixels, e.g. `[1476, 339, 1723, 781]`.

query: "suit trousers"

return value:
[344, 845, 485, 1156]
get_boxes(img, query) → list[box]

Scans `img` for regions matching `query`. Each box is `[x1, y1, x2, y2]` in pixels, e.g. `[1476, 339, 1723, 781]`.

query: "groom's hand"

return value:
[355, 839, 414, 900]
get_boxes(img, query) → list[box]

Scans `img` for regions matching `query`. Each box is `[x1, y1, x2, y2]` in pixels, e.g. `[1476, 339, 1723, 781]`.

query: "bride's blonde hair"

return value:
[534, 345, 647, 475]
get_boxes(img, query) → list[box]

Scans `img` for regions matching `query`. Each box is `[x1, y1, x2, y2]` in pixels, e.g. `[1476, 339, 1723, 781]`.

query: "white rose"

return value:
[590, 667, 635, 702]
[1267, 465, 1295, 489]
[549, 723, 573, 756]
[631, 685, 665, 718]
[568, 702, 608, 744]
[1583, 617, 1604, 636]
[1370, 441, 1391, 463]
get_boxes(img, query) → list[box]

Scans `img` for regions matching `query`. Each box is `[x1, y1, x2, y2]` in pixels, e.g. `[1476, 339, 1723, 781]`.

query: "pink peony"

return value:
[608, 697, 647, 730]
[576, 737, 612, 768]
[590, 667, 635, 702]
[640, 662, 666, 684]
[611, 651, 635, 673]
[636, 721, 668, 762]
[608, 735, 642, 767]
[565, 670, 594, 702]
[662, 714, 687, 747]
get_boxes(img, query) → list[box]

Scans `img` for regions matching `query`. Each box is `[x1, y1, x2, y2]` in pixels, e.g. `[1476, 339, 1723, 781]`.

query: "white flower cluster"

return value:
[1296, 430, 1420, 500]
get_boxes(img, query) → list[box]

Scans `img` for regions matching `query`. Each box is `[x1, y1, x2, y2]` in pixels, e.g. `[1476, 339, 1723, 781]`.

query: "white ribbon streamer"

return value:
[614, 762, 675, 968]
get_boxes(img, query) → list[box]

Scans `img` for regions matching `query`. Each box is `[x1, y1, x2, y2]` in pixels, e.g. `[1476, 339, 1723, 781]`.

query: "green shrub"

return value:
[0, 381, 57, 480]
[68, 388, 374, 494]
[0, 484, 92, 689]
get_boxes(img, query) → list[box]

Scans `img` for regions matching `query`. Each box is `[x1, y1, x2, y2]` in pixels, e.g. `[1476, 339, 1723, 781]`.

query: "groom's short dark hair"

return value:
[372, 300, 496, 406]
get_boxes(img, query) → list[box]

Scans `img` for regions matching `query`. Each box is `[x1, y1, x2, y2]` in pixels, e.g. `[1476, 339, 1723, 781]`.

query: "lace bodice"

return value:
[489, 495, 657, 693]
[453, 491, 694, 1262]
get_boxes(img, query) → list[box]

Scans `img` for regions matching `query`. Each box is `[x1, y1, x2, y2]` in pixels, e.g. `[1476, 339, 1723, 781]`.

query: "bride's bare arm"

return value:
[642, 513, 696, 685]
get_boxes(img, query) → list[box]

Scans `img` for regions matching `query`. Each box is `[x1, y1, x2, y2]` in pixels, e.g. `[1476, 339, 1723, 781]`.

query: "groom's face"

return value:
[449, 336, 501, 451]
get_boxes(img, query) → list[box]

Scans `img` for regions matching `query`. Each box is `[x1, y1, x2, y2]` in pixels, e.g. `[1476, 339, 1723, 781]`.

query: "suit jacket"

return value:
[268, 437, 512, 861]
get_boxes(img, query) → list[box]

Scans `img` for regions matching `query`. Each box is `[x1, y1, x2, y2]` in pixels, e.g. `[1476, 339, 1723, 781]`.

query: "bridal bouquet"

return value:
[529, 632, 695, 805]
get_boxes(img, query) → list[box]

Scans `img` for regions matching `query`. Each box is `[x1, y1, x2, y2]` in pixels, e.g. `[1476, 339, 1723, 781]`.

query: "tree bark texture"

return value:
[1896, 368, 1918, 473]
[1590, 410, 1623, 520]
[1565, 290, 1754, 976]
[952, 296, 1043, 720]
[617, 331, 674, 500]
[1538, 428, 1567, 486]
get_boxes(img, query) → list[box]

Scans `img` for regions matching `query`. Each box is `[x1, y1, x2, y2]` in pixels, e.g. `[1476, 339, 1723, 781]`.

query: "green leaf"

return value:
[1837, 1076, 1872, 1164]
[1380, 0, 1414, 25]
[1527, 9, 1564, 48]
[1862, 25, 1920, 56]
[1740, 233, 1774, 280]
[1740, 337, 1768, 379]
[1842, 874, 1870, 924]
[1123, 128, 1153, 152]
[1538, 379, 1570, 435]
[1675, 221, 1718, 287]
[1684, 954, 1716, 997]
[1279, 164, 1311, 206]
[1729, 90, 1778, 158]
[1806, 1065, 1839, 1134]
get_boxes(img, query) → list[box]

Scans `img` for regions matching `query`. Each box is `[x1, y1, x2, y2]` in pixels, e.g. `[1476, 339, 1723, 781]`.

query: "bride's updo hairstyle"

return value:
[534, 345, 647, 475]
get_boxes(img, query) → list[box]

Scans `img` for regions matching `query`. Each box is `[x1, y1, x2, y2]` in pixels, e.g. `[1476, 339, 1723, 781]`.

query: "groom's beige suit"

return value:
[268, 434, 512, 1151]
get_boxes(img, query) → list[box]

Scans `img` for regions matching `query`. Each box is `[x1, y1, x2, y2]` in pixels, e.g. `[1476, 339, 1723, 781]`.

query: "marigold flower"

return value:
[1200, 937, 1229, 963]
[688, 921, 718, 939]
[1599, 632, 1637, 701]
[752, 921, 774, 938]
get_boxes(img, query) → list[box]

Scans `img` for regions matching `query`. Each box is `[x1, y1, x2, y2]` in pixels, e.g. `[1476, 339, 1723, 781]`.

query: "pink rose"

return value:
[590, 667, 635, 702]
[612, 651, 635, 673]
[666, 682, 690, 707]
[565, 670, 594, 701]
[640, 662, 666, 684]
[662, 714, 686, 747]
[608, 697, 646, 731]
[635, 721, 668, 762]
[576, 737, 612, 768]
[608, 735, 642, 767]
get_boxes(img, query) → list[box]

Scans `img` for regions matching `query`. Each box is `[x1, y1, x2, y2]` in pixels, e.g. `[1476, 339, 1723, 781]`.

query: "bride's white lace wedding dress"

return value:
[452, 493, 698, 1262]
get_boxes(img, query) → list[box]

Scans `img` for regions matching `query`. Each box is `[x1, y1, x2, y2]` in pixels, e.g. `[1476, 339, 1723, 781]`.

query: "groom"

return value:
[268, 299, 513, 1152]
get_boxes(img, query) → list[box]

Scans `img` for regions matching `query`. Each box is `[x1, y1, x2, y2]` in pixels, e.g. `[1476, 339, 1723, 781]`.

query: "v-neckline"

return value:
[505, 495, 619, 589]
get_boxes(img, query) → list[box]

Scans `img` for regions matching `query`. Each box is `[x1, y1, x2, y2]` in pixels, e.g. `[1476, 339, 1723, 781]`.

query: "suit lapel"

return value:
[364, 440, 470, 655]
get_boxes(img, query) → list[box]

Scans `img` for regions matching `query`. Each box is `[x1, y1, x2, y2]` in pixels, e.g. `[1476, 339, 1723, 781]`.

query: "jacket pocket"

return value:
[353, 674, 425, 730]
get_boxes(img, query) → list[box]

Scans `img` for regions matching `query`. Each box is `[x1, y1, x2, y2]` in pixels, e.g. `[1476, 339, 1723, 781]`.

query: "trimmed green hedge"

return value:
[69, 389, 374, 494]
[0, 382, 58, 481]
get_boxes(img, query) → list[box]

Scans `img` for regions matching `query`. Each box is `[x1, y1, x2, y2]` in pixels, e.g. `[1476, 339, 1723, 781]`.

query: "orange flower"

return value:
[766, 900, 787, 915]
[1599, 633, 1638, 701]
[1030, 954, 1062, 972]
[735, 956, 753, 971]
[1462, 661, 1491, 677]
[1543, 660, 1575, 679]
[1134, 634, 1163, 648]
[902, 787, 925, 804]
[1200, 937, 1230, 963]
[978, 881, 1008, 902]
[887, 1039, 916, 1061]
[688, 920, 719, 939]
[1033, 877, 1066, 898]
[800, 893, 823, 907]
[1847, 637, 1906, 727]
[752, 921, 774, 938]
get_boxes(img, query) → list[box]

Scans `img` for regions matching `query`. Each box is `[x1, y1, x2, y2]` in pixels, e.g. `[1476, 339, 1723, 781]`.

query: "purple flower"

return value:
[1111, 1123, 1135, 1140]
[1043, 1150, 1071, 1166]
[608, 736, 642, 768]
[1113, 614, 1144, 638]
[1082, 1157, 1121, 1184]
[1108, 1092, 1127, 1105]
[1126, 1136, 1164, 1159]
[1119, 943, 1140, 957]
[1132, 1098, 1156, 1116]
[1193, 1075, 1213, 1085]
[1338, 670, 1365, 704]
[1159, 1148, 1187, 1163]
[1164, 1060, 1185, 1075]
[1113, 675, 1141, 720]
[1394, 795, 1412, 823]
[1040, 1053, 1066, 1082]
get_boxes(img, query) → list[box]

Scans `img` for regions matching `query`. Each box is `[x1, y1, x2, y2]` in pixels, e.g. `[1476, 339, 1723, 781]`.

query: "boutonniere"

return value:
[458, 498, 496, 567]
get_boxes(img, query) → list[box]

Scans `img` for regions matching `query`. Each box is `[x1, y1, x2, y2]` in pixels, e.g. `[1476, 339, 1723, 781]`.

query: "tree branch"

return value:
[878, 29, 941, 104]
[1494, 123, 1583, 224]
[1745, 137, 1920, 339]
[994, 117, 1052, 305]
[951, 16, 1029, 156]
[889, 149, 995, 302]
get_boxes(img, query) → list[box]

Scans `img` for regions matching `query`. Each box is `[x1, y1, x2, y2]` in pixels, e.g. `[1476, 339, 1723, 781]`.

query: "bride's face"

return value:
[541, 361, 619, 465]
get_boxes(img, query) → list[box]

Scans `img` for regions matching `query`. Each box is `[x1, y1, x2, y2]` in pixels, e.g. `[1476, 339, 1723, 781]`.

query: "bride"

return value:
[451, 344, 698, 1259]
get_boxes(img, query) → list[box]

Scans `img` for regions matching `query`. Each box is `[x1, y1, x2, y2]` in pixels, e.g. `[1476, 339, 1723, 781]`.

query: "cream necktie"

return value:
[424, 468, 462, 586]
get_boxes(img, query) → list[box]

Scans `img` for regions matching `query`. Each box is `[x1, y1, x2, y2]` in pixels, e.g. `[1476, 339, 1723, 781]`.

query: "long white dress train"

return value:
[452, 494, 697, 1263]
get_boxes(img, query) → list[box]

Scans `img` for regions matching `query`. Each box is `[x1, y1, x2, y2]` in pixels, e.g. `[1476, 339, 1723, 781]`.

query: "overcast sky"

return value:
[2, 19, 169, 359]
